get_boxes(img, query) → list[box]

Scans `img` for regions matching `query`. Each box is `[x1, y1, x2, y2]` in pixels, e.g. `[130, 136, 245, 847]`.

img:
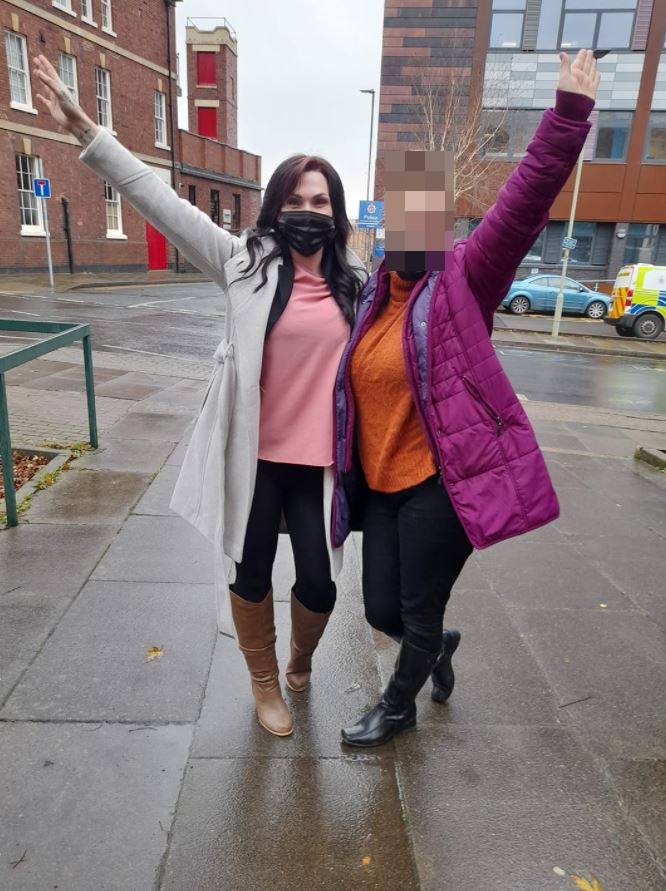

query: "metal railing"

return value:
[0, 320, 98, 527]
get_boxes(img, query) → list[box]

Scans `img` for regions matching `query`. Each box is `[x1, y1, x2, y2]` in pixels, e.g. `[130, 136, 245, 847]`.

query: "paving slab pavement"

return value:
[1, 352, 665, 889]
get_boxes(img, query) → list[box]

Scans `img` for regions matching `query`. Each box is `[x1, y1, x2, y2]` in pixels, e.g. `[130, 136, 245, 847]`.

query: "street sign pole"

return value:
[41, 196, 55, 292]
[552, 150, 584, 339]
[33, 178, 54, 292]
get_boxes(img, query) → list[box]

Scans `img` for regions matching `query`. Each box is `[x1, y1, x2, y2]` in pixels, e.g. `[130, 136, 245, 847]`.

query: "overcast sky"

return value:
[175, 0, 384, 221]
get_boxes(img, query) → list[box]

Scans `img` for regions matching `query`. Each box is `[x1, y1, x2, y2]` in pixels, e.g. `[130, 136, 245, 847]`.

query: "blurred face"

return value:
[281, 170, 333, 217]
[384, 150, 454, 272]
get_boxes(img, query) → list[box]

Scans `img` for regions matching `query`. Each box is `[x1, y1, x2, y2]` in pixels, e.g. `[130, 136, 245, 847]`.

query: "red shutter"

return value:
[196, 52, 216, 85]
[197, 107, 217, 139]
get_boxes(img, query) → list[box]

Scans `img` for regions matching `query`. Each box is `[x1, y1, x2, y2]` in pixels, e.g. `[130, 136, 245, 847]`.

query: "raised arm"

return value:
[33, 55, 242, 284]
[464, 49, 599, 325]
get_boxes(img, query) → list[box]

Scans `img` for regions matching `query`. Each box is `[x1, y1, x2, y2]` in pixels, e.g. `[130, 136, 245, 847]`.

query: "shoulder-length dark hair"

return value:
[240, 154, 362, 322]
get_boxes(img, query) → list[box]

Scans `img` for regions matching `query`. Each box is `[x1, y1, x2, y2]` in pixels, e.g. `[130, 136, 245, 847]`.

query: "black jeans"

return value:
[362, 474, 473, 653]
[231, 460, 335, 613]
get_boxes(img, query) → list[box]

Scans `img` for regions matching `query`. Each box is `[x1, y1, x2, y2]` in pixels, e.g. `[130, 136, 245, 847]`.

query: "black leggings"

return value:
[231, 460, 336, 613]
[362, 474, 473, 653]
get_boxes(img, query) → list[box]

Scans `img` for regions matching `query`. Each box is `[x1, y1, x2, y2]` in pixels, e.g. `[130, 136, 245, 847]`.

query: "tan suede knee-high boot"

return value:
[230, 590, 293, 737]
[285, 591, 332, 693]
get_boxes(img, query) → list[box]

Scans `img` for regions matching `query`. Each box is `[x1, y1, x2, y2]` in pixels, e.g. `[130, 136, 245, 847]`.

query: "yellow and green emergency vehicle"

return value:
[606, 263, 666, 340]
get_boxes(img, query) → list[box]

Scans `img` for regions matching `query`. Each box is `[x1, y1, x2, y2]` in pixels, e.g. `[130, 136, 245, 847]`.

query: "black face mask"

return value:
[396, 270, 424, 281]
[276, 211, 336, 256]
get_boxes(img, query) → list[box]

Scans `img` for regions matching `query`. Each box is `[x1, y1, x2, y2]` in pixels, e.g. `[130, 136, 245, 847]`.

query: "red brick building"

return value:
[0, 1, 261, 275]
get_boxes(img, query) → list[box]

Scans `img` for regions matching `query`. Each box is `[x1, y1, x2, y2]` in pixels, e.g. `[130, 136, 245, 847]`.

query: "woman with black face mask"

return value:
[34, 55, 366, 739]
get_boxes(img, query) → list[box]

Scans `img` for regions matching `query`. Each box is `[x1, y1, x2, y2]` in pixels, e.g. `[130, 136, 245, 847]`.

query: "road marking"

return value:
[100, 344, 205, 364]
[7, 309, 39, 316]
[517, 393, 528, 401]
[128, 294, 202, 308]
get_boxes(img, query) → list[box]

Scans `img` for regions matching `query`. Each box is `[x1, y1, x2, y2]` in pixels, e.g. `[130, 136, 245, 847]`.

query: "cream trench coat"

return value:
[81, 128, 367, 636]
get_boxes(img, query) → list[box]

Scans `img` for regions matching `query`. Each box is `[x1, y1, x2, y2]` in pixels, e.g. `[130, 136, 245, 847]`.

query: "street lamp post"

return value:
[551, 49, 609, 339]
[551, 150, 584, 339]
[360, 89, 376, 201]
[361, 89, 376, 269]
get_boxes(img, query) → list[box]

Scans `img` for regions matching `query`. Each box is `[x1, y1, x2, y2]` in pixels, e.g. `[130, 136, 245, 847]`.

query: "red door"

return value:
[146, 222, 167, 270]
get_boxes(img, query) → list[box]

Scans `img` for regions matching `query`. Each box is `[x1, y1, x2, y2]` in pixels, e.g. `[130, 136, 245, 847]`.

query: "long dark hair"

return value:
[239, 155, 362, 322]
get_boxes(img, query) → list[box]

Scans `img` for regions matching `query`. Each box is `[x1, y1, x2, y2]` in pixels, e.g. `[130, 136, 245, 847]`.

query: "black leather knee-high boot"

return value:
[341, 640, 439, 747]
[431, 629, 462, 703]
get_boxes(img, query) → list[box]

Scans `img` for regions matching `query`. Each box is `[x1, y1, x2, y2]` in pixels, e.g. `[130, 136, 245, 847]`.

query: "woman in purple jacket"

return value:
[338, 49, 600, 747]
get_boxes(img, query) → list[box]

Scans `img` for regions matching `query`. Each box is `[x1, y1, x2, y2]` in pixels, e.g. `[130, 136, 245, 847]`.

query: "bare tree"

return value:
[411, 61, 514, 224]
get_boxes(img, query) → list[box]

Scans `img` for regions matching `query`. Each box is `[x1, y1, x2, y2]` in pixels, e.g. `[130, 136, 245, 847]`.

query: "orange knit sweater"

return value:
[351, 272, 436, 493]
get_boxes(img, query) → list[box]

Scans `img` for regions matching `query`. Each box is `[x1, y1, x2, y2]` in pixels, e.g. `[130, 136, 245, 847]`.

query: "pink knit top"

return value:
[258, 264, 350, 467]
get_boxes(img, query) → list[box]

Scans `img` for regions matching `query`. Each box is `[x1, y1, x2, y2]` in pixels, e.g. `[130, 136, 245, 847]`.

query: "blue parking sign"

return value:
[33, 178, 51, 198]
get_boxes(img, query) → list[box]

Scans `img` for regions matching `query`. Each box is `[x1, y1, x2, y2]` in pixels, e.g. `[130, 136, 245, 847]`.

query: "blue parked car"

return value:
[501, 275, 610, 319]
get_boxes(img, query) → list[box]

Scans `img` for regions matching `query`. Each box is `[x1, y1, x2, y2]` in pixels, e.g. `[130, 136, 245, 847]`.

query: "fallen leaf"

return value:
[146, 646, 163, 662]
[553, 867, 566, 876]
[599, 603, 608, 609]
[361, 856, 371, 866]
[570, 875, 603, 891]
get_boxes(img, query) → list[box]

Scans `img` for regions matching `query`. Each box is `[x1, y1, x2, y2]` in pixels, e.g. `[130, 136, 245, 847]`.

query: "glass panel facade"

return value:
[481, 109, 542, 159]
[561, 13, 596, 48]
[595, 111, 632, 160]
[489, 13, 524, 48]
[623, 224, 659, 264]
[524, 229, 546, 262]
[645, 113, 666, 161]
[569, 222, 595, 265]
[598, 11, 634, 48]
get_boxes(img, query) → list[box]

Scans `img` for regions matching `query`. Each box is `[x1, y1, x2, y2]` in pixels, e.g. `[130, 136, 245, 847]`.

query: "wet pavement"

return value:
[1, 282, 665, 889]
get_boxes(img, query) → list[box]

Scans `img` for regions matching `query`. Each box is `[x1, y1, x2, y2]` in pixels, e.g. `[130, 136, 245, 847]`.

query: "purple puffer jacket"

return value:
[332, 91, 594, 550]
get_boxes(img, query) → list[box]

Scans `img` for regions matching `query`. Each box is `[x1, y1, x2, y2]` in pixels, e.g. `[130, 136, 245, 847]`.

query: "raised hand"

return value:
[32, 54, 98, 144]
[557, 49, 601, 101]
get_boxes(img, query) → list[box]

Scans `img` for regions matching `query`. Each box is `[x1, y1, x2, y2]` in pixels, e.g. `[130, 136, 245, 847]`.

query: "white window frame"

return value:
[154, 90, 169, 149]
[5, 31, 37, 115]
[52, 0, 76, 16]
[16, 153, 45, 236]
[104, 181, 126, 239]
[95, 66, 113, 130]
[57, 52, 79, 105]
[100, 0, 116, 36]
[81, 0, 97, 26]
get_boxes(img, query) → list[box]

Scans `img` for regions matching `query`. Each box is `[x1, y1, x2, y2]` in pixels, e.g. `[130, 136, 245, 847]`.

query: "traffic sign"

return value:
[33, 178, 51, 199]
[373, 239, 385, 259]
[358, 200, 384, 229]
[562, 236, 577, 251]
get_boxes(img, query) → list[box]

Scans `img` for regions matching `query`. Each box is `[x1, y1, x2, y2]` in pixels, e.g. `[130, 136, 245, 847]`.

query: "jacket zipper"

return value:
[462, 375, 504, 437]
[402, 278, 443, 469]
[330, 290, 377, 545]
[342, 290, 382, 472]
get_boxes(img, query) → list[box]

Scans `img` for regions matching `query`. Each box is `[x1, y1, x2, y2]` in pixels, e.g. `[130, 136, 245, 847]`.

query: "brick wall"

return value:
[185, 24, 238, 147]
[376, 0, 479, 198]
[0, 3, 258, 275]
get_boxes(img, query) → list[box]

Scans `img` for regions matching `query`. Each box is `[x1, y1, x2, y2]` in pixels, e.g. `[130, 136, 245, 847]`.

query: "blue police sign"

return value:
[33, 178, 51, 198]
[373, 240, 385, 259]
[358, 200, 384, 229]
